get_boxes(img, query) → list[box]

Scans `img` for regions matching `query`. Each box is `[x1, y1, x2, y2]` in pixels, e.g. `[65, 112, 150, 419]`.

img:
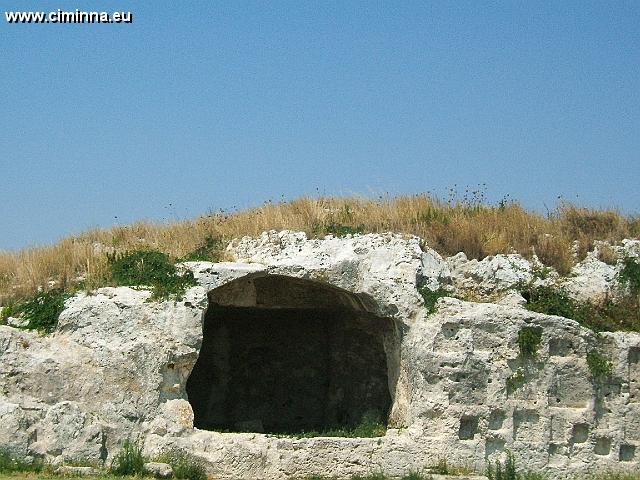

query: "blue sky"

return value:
[1, 1, 638, 250]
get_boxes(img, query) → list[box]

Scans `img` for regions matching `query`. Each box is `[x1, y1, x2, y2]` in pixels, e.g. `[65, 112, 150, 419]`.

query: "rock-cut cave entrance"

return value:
[186, 274, 395, 434]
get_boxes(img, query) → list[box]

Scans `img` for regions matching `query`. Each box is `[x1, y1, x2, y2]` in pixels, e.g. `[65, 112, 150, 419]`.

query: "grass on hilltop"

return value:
[0, 193, 639, 311]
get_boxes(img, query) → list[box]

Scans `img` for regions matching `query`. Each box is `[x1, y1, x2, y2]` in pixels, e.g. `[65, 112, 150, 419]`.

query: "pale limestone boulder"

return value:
[144, 462, 173, 478]
[54, 466, 100, 476]
[6, 316, 28, 328]
[447, 253, 554, 296]
[0, 400, 34, 457]
[620, 239, 640, 258]
[0, 286, 205, 463]
[496, 290, 527, 308]
[561, 251, 618, 304]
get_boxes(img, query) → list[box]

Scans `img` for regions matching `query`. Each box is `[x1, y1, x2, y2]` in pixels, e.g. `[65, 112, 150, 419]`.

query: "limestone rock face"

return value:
[0, 286, 205, 462]
[0, 231, 639, 479]
[447, 253, 555, 298]
[561, 251, 618, 304]
[230, 231, 446, 320]
[144, 462, 173, 478]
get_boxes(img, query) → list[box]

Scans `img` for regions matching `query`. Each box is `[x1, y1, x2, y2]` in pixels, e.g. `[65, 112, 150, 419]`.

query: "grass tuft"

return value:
[158, 450, 206, 480]
[109, 439, 145, 477]
[277, 412, 386, 439]
[430, 458, 474, 476]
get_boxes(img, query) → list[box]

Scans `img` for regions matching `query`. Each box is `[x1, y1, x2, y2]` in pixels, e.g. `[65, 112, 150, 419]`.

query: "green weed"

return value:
[522, 285, 589, 321]
[400, 472, 430, 480]
[521, 284, 639, 332]
[587, 350, 613, 381]
[618, 257, 640, 296]
[486, 451, 517, 480]
[322, 223, 365, 237]
[520, 473, 547, 480]
[158, 450, 206, 480]
[417, 207, 451, 226]
[486, 451, 547, 480]
[0, 304, 14, 323]
[109, 439, 145, 476]
[278, 412, 386, 439]
[15, 289, 70, 333]
[181, 235, 225, 262]
[587, 474, 640, 480]
[350, 474, 388, 480]
[518, 327, 543, 358]
[418, 287, 449, 314]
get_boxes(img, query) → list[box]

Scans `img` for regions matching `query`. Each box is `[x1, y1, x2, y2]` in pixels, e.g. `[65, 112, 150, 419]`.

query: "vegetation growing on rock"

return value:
[12, 289, 70, 333]
[517, 327, 543, 358]
[520, 280, 640, 332]
[418, 286, 450, 314]
[107, 250, 196, 301]
[587, 350, 613, 381]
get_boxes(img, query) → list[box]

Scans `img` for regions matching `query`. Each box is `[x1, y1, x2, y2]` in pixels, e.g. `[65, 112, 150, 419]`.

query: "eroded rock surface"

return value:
[0, 231, 638, 479]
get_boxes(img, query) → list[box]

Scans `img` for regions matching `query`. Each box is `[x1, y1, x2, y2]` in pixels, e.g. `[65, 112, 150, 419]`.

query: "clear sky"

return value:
[1, 1, 638, 250]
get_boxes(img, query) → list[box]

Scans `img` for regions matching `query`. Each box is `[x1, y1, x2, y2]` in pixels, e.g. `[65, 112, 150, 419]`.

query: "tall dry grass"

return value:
[1, 195, 638, 306]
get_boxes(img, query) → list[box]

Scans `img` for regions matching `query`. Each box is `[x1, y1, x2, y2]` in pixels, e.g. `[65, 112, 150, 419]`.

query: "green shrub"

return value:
[587, 350, 613, 381]
[419, 287, 449, 314]
[0, 448, 43, 473]
[107, 250, 197, 301]
[521, 284, 639, 332]
[1, 304, 14, 321]
[619, 257, 640, 296]
[160, 450, 207, 480]
[522, 285, 590, 322]
[181, 235, 225, 262]
[110, 439, 145, 476]
[518, 327, 543, 358]
[418, 206, 451, 225]
[15, 289, 69, 333]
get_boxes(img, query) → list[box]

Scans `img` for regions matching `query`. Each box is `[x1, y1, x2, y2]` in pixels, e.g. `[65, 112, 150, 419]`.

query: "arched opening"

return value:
[186, 274, 396, 434]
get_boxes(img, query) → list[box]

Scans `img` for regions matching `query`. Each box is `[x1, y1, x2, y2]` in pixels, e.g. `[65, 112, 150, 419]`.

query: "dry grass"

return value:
[1, 195, 639, 306]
